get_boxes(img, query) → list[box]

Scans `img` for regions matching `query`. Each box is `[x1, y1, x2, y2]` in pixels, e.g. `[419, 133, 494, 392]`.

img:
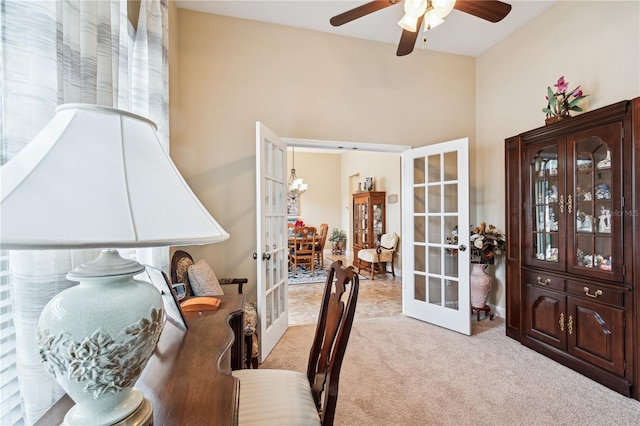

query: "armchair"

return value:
[357, 232, 399, 280]
[170, 250, 258, 369]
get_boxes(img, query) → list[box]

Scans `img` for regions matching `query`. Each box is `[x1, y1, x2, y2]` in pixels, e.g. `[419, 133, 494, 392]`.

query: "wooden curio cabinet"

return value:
[505, 98, 640, 400]
[352, 191, 386, 260]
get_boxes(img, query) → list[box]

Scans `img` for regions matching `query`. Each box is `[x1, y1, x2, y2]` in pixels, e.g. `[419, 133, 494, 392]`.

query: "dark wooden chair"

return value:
[170, 250, 258, 369]
[289, 226, 317, 274]
[233, 260, 359, 425]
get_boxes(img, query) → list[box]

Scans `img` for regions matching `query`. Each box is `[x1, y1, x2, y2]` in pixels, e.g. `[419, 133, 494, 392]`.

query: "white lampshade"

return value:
[0, 104, 229, 425]
[1, 103, 229, 249]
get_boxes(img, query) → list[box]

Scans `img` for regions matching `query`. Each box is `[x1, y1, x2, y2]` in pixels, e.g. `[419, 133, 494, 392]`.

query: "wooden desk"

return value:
[36, 294, 244, 426]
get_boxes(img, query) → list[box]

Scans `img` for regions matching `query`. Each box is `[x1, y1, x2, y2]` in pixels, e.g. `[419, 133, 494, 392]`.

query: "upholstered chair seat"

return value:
[357, 232, 399, 280]
[232, 261, 359, 426]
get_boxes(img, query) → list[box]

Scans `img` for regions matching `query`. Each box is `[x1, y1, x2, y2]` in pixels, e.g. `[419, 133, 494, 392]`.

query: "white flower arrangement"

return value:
[470, 222, 506, 264]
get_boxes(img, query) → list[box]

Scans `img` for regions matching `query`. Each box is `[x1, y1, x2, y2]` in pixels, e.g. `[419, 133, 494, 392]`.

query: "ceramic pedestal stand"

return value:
[470, 263, 495, 321]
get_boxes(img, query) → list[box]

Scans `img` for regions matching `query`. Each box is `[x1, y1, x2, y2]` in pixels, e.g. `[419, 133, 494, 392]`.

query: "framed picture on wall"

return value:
[287, 192, 299, 217]
[364, 177, 374, 191]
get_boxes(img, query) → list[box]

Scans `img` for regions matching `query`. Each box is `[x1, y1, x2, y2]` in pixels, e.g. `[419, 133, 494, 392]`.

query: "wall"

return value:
[171, 9, 476, 300]
[476, 1, 640, 312]
[286, 151, 342, 232]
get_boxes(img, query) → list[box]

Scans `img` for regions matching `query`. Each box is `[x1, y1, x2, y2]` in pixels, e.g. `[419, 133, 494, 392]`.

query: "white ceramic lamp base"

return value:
[37, 250, 164, 425]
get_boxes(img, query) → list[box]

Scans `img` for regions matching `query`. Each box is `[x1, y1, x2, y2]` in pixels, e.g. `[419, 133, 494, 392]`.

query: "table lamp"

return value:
[0, 104, 229, 425]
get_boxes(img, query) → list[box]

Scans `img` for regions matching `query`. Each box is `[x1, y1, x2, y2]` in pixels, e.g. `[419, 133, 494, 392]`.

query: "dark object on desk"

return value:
[36, 294, 245, 425]
[171, 249, 258, 369]
[233, 260, 359, 425]
[146, 265, 188, 331]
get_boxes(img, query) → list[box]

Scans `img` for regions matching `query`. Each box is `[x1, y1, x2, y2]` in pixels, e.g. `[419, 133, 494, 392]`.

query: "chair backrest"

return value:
[380, 232, 399, 251]
[318, 223, 329, 249]
[170, 249, 195, 296]
[292, 226, 317, 256]
[307, 260, 359, 425]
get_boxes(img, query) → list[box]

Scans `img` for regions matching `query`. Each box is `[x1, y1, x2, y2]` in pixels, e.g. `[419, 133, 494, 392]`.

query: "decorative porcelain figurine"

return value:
[597, 151, 612, 169]
[598, 207, 611, 233]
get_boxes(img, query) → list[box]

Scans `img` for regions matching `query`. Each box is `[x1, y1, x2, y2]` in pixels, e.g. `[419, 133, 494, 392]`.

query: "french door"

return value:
[402, 138, 471, 335]
[255, 122, 289, 362]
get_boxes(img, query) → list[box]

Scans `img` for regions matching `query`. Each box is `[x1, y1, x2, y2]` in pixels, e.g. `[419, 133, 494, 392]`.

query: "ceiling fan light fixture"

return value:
[398, 0, 428, 32]
[423, 9, 444, 31]
[432, 0, 456, 19]
[398, 14, 419, 32]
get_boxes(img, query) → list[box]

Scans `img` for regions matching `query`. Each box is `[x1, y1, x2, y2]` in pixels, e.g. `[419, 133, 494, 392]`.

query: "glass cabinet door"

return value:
[372, 201, 383, 245]
[567, 123, 623, 282]
[353, 200, 366, 247]
[525, 141, 565, 271]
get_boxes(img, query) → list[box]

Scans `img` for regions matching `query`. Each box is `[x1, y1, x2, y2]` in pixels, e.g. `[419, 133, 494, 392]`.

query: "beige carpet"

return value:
[261, 315, 640, 425]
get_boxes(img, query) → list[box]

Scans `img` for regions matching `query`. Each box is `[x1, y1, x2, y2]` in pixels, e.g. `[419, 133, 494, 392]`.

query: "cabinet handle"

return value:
[568, 315, 573, 335]
[583, 286, 603, 298]
[537, 277, 551, 286]
[567, 195, 573, 214]
[559, 313, 565, 332]
[559, 194, 564, 213]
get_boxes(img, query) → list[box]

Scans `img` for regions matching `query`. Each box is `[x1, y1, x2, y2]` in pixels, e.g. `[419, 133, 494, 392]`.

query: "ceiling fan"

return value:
[330, 0, 512, 56]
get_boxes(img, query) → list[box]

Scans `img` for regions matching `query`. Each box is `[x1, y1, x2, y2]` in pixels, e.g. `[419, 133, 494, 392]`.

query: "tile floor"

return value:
[288, 253, 403, 325]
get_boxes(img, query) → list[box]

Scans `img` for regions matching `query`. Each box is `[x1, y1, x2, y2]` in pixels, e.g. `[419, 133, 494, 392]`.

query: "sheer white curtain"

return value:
[0, 1, 168, 424]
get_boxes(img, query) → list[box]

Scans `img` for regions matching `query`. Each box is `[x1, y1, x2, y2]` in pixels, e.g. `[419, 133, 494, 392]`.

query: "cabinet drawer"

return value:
[567, 281, 624, 307]
[522, 269, 565, 291]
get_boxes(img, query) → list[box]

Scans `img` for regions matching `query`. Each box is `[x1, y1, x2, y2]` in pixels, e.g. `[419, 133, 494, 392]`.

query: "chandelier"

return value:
[288, 147, 307, 200]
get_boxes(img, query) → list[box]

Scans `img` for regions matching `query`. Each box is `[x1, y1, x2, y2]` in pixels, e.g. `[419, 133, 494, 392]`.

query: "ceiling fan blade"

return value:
[330, 0, 399, 27]
[396, 15, 422, 56]
[454, 0, 512, 23]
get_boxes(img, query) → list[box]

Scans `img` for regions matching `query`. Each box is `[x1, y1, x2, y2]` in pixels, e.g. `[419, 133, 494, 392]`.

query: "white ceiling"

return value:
[175, 0, 556, 57]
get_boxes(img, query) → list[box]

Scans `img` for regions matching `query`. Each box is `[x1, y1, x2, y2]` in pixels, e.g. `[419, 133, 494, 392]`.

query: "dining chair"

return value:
[289, 226, 317, 274]
[233, 260, 359, 425]
[314, 223, 329, 268]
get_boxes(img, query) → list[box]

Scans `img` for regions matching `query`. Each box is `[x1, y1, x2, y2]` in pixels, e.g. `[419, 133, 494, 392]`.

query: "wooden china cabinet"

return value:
[352, 191, 386, 260]
[505, 98, 640, 400]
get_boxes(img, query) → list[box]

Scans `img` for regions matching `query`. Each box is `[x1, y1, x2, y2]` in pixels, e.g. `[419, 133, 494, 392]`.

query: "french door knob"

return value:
[458, 244, 467, 252]
[252, 252, 271, 261]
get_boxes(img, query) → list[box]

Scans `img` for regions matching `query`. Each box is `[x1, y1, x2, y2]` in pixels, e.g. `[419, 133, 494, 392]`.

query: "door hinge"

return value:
[621, 196, 625, 209]
[622, 265, 626, 278]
